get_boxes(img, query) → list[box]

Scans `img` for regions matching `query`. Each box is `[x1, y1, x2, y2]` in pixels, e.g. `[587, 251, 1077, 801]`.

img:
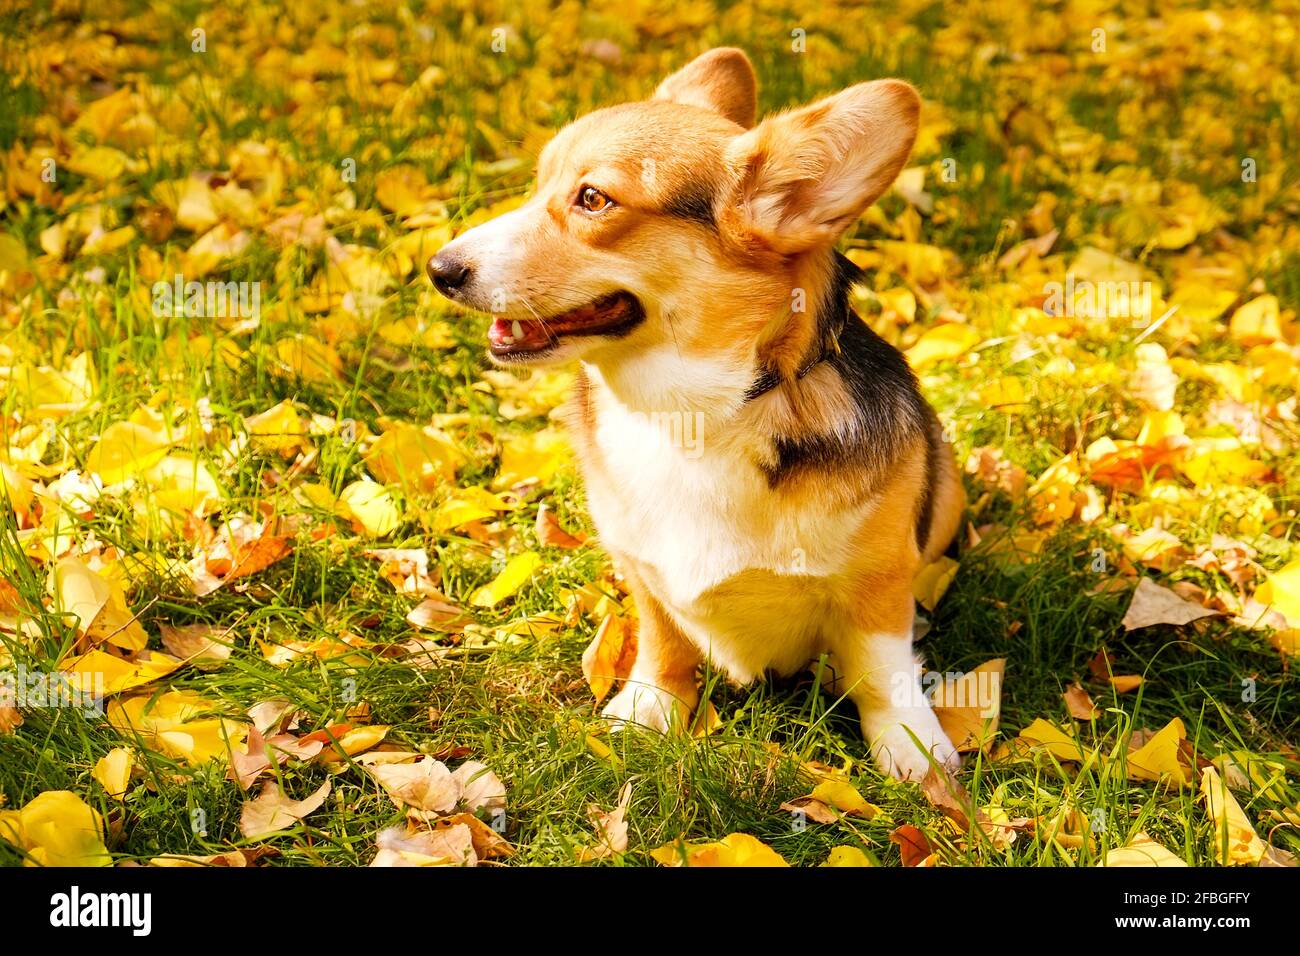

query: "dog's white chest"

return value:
[586, 405, 764, 593]
[583, 393, 865, 608]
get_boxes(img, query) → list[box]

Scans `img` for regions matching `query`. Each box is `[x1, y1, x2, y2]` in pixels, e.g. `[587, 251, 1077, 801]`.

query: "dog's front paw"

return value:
[865, 712, 960, 781]
[601, 682, 694, 734]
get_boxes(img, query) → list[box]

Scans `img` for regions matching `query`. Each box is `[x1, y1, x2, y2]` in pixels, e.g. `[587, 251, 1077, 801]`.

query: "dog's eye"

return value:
[577, 186, 613, 213]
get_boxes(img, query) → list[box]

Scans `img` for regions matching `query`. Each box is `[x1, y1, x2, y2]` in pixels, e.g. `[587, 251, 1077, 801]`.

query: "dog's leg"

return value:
[828, 584, 958, 780]
[602, 573, 701, 733]
[851, 635, 958, 780]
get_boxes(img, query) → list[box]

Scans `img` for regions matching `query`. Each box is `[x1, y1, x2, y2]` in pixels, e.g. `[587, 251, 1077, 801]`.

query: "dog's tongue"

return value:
[489, 317, 553, 351]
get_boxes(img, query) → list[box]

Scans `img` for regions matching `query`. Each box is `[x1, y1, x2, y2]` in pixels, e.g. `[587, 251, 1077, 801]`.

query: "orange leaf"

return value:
[1063, 683, 1099, 720]
[889, 824, 933, 867]
[581, 613, 637, 705]
[535, 503, 587, 549]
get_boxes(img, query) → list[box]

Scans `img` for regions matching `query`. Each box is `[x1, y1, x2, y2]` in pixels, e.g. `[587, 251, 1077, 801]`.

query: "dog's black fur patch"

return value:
[913, 418, 943, 555]
[757, 255, 937, 549]
[663, 182, 717, 228]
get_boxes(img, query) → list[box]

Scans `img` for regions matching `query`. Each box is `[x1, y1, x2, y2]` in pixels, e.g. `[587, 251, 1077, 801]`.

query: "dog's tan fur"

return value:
[430, 48, 965, 778]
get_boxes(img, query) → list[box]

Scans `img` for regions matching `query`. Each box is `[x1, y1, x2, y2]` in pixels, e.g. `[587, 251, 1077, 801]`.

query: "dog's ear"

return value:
[722, 80, 920, 254]
[653, 47, 757, 129]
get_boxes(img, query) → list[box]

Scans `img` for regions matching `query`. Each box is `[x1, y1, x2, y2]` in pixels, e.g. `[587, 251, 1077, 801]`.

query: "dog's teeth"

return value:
[511, 320, 523, 339]
[501, 336, 514, 345]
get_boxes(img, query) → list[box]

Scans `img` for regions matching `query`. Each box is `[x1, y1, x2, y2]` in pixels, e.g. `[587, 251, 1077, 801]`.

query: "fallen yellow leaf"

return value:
[821, 845, 874, 867]
[913, 556, 959, 611]
[933, 658, 1004, 753]
[1127, 717, 1192, 787]
[905, 323, 979, 369]
[366, 424, 464, 492]
[85, 420, 172, 485]
[469, 551, 541, 608]
[1229, 294, 1282, 346]
[0, 790, 111, 866]
[92, 748, 135, 800]
[1199, 766, 1266, 865]
[1257, 560, 1300, 626]
[1017, 718, 1093, 763]
[338, 480, 401, 537]
[492, 428, 570, 490]
[429, 486, 512, 533]
[60, 648, 181, 696]
[1098, 832, 1187, 867]
[650, 832, 788, 867]
[105, 690, 246, 765]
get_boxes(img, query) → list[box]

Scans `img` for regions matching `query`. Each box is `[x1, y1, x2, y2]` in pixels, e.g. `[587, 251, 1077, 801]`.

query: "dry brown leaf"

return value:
[391, 637, 454, 669]
[239, 780, 331, 839]
[149, 847, 279, 867]
[1123, 577, 1220, 630]
[921, 766, 988, 832]
[996, 229, 1058, 269]
[431, 812, 514, 859]
[363, 547, 442, 597]
[1261, 844, 1298, 867]
[371, 823, 476, 867]
[368, 756, 459, 812]
[575, 782, 632, 862]
[1187, 535, 1259, 592]
[157, 622, 233, 669]
[247, 698, 298, 734]
[452, 759, 507, 812]
[964, 446, 1028, 497]
[406, 596, 471, 633]
[1063, 682, 1099, 720]
[229, 725, 327, 789]
[190, 519, 293, 595]
[535, 503, 587, 549]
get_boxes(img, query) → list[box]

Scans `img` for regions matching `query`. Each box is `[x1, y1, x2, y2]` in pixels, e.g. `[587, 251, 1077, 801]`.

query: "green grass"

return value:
[1, 0, 1298, 867]
[3, 504, 1295, 866]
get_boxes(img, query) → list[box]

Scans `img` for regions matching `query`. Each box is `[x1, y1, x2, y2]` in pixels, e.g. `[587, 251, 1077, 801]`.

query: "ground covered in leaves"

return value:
[1, 0, 1298, 867]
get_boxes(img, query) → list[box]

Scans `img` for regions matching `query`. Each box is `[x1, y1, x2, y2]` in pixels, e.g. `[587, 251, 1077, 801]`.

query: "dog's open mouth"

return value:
[487, 291, 644, 357]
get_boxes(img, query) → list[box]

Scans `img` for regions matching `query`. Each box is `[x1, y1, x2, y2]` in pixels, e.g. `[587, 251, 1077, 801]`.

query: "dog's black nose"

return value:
[427, 253, 471, 295]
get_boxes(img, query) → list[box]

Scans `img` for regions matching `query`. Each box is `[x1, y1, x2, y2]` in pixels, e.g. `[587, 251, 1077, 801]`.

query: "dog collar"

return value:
[742, 333, 841, 403]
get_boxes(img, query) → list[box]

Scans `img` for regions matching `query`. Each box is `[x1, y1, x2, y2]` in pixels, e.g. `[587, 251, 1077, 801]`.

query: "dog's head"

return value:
[428, 48, 919, 375]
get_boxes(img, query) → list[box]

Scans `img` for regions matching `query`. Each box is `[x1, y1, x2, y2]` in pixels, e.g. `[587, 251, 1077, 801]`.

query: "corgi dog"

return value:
[428, 48, 964, 779]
